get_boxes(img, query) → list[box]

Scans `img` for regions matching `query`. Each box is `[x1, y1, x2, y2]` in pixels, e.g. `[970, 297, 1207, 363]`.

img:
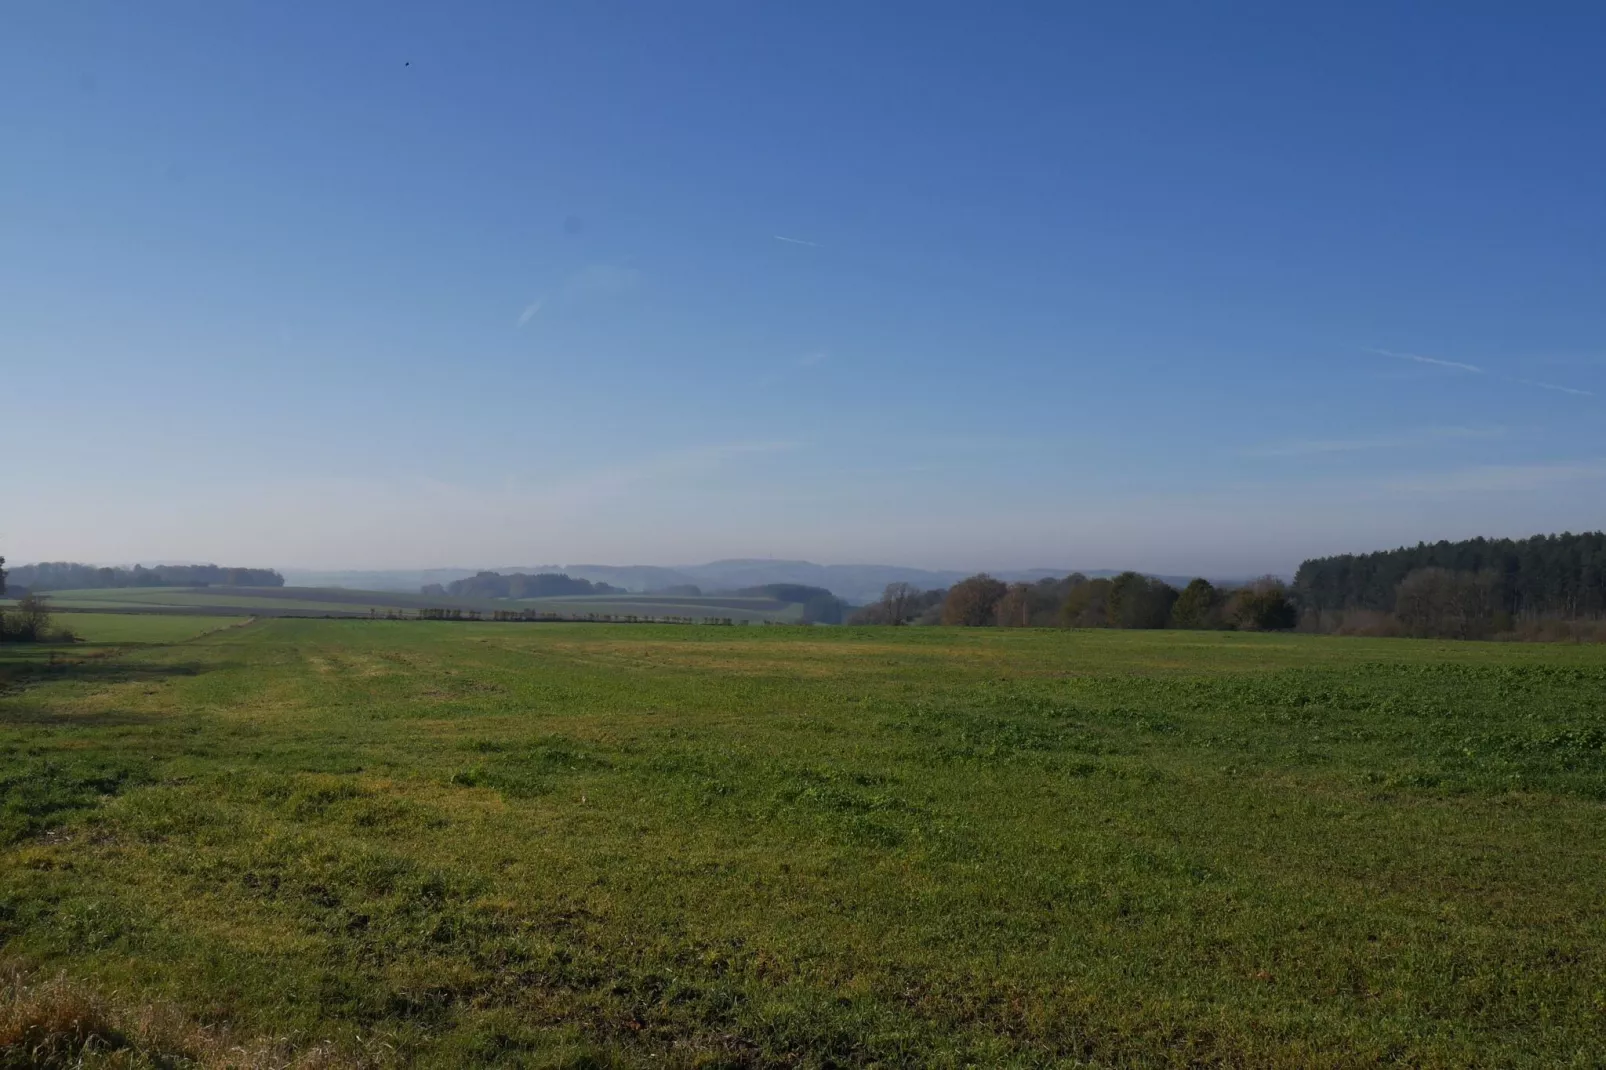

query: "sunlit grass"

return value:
[3, 620, 1605, 1067]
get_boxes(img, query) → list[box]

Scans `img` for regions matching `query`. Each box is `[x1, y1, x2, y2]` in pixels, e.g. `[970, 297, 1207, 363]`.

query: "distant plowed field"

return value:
[6, 585, 802, 622]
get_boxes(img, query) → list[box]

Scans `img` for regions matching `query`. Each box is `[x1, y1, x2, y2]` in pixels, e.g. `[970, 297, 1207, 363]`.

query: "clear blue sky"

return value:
[5, 2, 1604, 576]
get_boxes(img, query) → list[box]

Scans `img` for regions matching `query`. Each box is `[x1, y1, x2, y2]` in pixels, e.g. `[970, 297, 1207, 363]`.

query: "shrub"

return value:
[1105, 572, 1178, 629]
[1062, 578, 1113, 627]
[941, 574, 1008, 626]
[1225, 577, 1297, 631]
[1171, 578, 1221, 628]
[0, 594, 76, 643]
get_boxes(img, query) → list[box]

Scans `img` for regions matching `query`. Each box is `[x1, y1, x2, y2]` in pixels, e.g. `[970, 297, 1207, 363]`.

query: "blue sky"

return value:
[5, 2, 1605, 576]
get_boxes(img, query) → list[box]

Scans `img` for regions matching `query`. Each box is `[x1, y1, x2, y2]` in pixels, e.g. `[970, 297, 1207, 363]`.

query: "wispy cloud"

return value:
[1517, 378, 1595, 398]
[516, 264, 642, 329]
[1387, 459, 1606, 494]
[1365, 346, 1483, 374]
[1366, 346, 1597, 400]
[773, 235, 818, 247]
[1244, 425, 1503, 458]
[797, 350, 828, 368]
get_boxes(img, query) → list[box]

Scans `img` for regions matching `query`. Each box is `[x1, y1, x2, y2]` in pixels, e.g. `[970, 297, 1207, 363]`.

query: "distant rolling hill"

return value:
[284, 561, 1224, 604]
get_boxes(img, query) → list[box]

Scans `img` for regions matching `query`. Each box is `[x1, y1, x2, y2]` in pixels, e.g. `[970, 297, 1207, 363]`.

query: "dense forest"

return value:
[1295, 533, 1606, 618]
[850, 572, 1298, 633]
[6, 562, 284, 592]
[436, 572, 624, 599]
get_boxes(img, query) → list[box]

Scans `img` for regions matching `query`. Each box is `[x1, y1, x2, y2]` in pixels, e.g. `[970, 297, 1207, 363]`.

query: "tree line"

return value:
[1294, 532, 1606, 619]
[1294, 532, 1606, 639]
[416, 607, 746, 625]
[846, 532, 1606, 640]
[431, 571, 625, 599]
[851, 572, 1297, 631]
[5, 561, 284, 593]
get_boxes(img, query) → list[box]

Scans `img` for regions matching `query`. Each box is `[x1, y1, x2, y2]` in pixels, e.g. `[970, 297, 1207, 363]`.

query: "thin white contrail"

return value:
[1518, 379, 1595, 397]
[1365, 346, 1483, 374]
[517, 298, 545, 328]
[773, 235, 818, 247]
[1366, 346, 1595, 398]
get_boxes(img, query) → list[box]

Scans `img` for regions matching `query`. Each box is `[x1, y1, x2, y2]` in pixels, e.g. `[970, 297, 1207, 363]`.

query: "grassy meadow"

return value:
[3, 619, 1605, 1067]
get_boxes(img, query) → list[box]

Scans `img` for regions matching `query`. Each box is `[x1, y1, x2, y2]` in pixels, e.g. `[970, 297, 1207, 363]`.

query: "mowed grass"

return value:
[0, 614, 249, 691]
[2, 621, 1605, 1067]
[46, 614, 250, 645]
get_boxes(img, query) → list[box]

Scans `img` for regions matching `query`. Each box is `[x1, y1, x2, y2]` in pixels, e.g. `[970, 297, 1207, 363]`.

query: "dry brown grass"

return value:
[1496, 617, 1606, 643]
[0, 962, 365, 1069]
[1301, 609, 1606, 643]
[1299, 609, 1403, 637]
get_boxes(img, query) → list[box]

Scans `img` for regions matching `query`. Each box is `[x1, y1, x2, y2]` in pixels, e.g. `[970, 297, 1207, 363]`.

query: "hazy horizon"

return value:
[6, 6, 1603, 576]
[7, 522, 1597, 587]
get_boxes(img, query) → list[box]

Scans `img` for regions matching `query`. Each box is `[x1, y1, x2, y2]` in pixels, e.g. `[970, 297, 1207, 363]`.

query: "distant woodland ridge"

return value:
[5, 562, 284, 592]
[429, 571, 624, 599]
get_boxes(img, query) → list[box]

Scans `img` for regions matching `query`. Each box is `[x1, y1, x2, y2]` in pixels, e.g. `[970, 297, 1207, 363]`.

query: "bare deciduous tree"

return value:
[995, 583, 1033, 627]
[1395, 568, 1499, 639]
[879, 582, 919, 626]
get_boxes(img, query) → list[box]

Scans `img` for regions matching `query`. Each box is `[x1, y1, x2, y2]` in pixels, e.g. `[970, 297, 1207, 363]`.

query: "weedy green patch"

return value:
[3, 620, 1605, 1066]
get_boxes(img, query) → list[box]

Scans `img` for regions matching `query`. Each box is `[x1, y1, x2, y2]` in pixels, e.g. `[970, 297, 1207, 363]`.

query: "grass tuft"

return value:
[0, 961, 363, 1068]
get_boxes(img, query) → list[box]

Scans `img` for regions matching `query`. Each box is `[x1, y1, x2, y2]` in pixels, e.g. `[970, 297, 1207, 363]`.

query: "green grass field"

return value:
[41, 613, 249, 645]
[3, 620, 1605, 1067]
